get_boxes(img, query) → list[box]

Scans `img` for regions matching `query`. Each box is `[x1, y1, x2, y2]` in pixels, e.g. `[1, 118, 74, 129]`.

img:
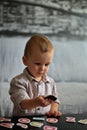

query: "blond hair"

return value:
[24, 34, 54, 57]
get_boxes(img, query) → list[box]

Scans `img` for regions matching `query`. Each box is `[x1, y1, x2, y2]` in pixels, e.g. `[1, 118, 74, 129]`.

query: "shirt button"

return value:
[37, 108, 40, 110]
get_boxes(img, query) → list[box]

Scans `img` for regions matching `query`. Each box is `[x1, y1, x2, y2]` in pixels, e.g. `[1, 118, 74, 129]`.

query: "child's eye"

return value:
[35, 63, 40, 66]
[34, 63, 50, 66]
[45, 63, 50, 66]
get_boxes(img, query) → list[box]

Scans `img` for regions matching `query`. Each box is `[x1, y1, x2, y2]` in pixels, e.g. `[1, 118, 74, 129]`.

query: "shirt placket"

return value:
[32, 81, 38, 98]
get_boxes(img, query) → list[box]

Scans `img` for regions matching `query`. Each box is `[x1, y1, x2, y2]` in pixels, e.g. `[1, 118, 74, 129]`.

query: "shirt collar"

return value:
[23, 67, 50, 83]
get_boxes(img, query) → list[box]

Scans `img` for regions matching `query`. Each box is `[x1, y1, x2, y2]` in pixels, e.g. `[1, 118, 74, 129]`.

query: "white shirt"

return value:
[9, 68, 60, 116]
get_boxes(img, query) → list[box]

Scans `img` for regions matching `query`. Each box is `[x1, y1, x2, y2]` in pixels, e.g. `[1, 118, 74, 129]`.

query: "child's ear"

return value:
[22, 56, 28, 66]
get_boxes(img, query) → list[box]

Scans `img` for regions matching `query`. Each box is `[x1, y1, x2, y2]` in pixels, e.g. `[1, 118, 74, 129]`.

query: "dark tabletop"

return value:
[0, 114, 87, 130]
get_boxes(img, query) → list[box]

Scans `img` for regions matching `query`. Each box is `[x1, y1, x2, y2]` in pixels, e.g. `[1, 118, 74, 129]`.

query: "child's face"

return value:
[24, 47, 54, 81]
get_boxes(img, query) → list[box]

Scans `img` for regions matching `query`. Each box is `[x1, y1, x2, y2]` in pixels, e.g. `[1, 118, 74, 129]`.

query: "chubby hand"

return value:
[46, 110, 62, 117]
[37, 95, 53, 107]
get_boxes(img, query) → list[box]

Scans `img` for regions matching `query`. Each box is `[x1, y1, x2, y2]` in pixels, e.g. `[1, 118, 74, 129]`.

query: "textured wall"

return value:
[0, 0, 87, 39]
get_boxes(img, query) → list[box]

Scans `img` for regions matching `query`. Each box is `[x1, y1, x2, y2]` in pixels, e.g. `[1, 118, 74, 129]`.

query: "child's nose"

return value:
[40, 65, 45, 71]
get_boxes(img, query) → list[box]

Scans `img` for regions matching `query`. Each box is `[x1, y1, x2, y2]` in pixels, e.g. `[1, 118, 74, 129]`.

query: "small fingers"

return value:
[46, 111, 62, 117]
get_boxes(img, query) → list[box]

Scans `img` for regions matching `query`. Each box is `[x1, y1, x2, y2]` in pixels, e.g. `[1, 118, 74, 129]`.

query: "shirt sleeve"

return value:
[9, 78, 30, 107]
